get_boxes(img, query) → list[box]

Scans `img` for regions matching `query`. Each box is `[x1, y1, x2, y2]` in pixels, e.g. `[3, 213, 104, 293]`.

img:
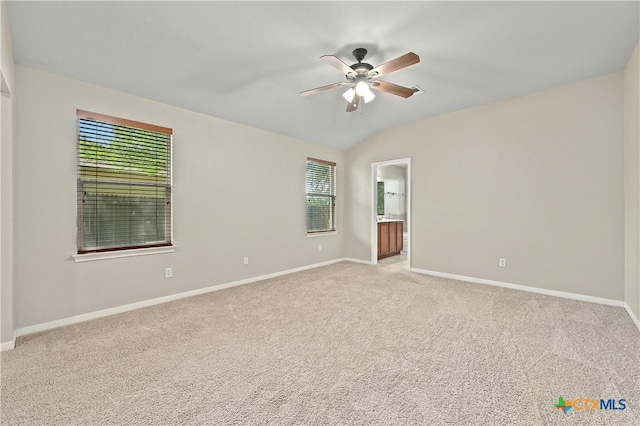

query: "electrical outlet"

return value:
[318, 245, 322, 252]
[165, 267, 172, 278]
[499, 258, 507, 268]
[243, 256, 249, 265]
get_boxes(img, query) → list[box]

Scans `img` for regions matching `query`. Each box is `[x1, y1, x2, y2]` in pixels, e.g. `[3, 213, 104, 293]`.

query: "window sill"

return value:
[73, 245, 176, 263]
[306, 231, 338, 238]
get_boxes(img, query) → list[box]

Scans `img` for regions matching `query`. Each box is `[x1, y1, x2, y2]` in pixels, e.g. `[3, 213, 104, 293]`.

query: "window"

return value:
[306, 158, 336, 233]
[77, 110, 172, 253]
[377, 181, 385, 215]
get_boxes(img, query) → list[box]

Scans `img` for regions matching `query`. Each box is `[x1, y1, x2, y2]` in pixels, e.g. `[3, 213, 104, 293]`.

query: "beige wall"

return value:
[14, 66, 344, 330]
[346, 73, 625, 300]
[624, 41, 640, 322]
[5, 36, 636, 338]
[1, 0, 16, 346]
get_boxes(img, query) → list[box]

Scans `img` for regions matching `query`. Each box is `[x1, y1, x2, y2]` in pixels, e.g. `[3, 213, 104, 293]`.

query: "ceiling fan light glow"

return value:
[355, 80, 370, 96]
[343, 86, 375, 105]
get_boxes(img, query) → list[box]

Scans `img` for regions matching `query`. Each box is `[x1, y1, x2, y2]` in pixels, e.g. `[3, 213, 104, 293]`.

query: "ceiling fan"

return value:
[300, 48, 420, 112]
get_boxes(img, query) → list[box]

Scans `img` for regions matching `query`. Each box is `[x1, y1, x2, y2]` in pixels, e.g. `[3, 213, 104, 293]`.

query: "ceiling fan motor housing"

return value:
[350, 47, 373, 75]
[350, 62, 373, 73]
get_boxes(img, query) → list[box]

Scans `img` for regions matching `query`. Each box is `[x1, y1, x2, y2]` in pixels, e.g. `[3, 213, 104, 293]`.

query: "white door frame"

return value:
[371, 158, 411, 268]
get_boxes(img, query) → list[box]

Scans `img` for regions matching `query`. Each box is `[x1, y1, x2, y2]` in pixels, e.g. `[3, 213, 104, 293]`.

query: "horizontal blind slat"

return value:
[77, 111, 173, 253]
[306, 158, 336, 233]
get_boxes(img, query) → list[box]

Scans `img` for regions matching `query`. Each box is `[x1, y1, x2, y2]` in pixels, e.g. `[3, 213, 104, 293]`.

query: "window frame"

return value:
[76, 109, 173, 254]
[306, 157, 337, 235]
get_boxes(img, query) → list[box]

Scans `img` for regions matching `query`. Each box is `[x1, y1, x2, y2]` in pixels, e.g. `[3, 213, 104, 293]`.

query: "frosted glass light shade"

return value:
[342, 85, 375, 105]
[342, 88, 355, 103]
[362, 89, 375, 103]
[355, 81, 370, 96]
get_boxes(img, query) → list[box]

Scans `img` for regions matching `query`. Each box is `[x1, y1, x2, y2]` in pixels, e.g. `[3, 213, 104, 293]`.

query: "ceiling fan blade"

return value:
[321, 55, 356, 77]
[369, 52, 420, 78]
[371, 80, 416, 98]
[346, 94, 360, 112]
[300, 82, 347, 96]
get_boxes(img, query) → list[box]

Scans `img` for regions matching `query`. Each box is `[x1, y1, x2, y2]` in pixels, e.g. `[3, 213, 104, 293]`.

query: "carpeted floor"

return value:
[2, 258, 639, 425]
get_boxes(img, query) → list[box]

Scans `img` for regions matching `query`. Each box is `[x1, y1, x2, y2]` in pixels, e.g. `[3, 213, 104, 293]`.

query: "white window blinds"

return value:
[306, 158, 336, 233]
[77, 110, 173, 253]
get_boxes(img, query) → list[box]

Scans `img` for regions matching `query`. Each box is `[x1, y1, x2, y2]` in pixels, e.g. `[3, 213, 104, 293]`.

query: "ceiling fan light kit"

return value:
[355, 80, 371, 96]
[342, 88, 356, 103]
[343, 86, 375, 104]
[301, 47, 421, 112]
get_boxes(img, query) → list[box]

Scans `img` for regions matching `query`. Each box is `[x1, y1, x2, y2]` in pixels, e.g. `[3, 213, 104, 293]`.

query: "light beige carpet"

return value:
[2, 259, 639, 425]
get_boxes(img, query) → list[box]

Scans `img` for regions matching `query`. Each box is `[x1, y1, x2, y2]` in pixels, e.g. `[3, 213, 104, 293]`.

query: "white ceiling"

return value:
[6, 1, 640, 150]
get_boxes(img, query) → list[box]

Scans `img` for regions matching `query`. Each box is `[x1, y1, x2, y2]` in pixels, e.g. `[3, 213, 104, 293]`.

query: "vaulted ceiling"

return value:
[6, 1, 640, 150]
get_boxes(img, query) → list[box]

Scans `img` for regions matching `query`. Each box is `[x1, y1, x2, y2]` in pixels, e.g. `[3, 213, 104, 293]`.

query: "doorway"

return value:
[371, 158, 411, 269]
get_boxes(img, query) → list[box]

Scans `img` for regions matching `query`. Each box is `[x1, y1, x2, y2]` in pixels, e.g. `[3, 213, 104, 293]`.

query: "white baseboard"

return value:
[624, 302, 640, 333]
[1, 340, 15, 351]
[13, 258, 347, 342]
[342, 257, 373, 265]
[410, 268, 625, 307]
[9, 259, 636, 350]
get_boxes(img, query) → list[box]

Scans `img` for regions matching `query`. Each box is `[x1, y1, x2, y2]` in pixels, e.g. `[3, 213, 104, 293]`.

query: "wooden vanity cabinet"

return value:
[377, 221, 403, 259]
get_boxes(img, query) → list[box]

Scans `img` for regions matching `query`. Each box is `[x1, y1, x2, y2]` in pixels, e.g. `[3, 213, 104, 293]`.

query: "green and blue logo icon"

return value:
[555, 396, 626, 414]
[555, 397, 572, 413]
